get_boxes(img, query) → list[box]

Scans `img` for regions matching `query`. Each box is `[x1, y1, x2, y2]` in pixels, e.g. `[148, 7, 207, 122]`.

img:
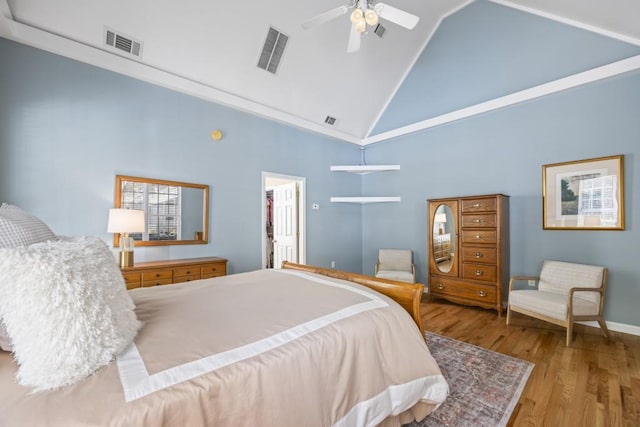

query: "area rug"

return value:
[404, 332, 534, 427]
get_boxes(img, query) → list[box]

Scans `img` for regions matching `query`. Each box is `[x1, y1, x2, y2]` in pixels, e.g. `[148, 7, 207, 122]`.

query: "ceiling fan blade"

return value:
[374, 3, 420, 30]
[302, 5, 349, 30]
[347, 23, 361, 53]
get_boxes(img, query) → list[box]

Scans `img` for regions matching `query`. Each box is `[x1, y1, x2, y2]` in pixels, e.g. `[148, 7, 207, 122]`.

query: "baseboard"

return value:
[435, 297, 640, 337]
[499, 301, 640, 337]
[577, 320, 640, 337]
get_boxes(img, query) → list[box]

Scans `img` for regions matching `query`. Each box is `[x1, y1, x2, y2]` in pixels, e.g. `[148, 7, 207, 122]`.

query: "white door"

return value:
[273, 182, 298, 268]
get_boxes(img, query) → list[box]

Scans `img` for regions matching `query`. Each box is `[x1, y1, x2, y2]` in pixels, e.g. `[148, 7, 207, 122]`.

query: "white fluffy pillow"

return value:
[0, 319, 12, 351]
[0, 203, 58, 248]
[0, 236, 141, 391]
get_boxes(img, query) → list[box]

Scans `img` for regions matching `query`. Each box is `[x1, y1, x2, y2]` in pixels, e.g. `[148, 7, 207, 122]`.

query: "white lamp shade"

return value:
[434, 213, 447, 223]
[107, 209, 145, 233]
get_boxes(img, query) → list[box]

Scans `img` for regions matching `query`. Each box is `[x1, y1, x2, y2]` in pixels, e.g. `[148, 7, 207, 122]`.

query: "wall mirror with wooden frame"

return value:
[114, 175, 209, 247]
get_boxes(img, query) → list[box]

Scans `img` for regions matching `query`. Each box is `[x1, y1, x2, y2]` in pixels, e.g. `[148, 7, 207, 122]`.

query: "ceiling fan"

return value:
[302, 0, 420, 53]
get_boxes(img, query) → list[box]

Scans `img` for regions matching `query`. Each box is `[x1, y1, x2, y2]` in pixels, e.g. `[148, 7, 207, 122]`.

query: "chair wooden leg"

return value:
[566, 321, 573, 347]
[506, 305, 512, 325]
[597, 318, 610, 341]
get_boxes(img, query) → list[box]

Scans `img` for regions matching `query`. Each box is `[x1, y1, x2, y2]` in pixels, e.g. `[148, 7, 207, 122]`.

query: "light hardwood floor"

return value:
[421, 298, 640, 427]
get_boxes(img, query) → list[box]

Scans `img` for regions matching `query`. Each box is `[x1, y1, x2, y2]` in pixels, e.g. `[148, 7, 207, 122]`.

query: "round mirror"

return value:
[432, 204, 455, 273]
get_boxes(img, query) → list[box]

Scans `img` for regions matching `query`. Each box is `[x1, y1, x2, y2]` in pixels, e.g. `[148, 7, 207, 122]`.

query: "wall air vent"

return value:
[325, 116, 336, 125]
[257, 27, 289, 74]
[104, 27, 143, 57]
[374, 24, 386, 38]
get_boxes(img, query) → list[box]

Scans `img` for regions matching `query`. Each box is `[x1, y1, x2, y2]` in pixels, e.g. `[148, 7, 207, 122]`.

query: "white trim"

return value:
[333, 375, 449, 427]
[578, 320, 640, 337]
[363, 54, 640, 145]
[330, 197, 401, 203]
[365, 0, 476, 138]
[489, 0, 640, 47]
[0, 0, 13, 37]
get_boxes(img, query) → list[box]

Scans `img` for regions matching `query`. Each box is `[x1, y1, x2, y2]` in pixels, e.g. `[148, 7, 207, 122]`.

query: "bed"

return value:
[0, 261, 448, 426]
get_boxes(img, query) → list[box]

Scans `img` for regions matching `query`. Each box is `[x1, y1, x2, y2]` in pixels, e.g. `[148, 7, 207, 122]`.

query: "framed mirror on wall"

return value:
[114, 175, 209, 247]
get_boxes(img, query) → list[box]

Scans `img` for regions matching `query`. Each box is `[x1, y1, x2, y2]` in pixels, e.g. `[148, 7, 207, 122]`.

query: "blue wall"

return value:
[363, 70, 640, 326]
[0, 38, 364, 274]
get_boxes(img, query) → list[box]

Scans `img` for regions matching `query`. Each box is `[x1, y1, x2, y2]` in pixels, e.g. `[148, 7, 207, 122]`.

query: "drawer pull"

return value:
[473, 203, 481, 208]
[475, 252, 482, 258]
[473, 219, 482, 223]
[474, 270, 483, 276]
[186, 270, 191, 274]
[479, 290, 487, 297]
[475, 235, 481, 239]
[437, 284, 445, 290]
[155, 273, 160, 278]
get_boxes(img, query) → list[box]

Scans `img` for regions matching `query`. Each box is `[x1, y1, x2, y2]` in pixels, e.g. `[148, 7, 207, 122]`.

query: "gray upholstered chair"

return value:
[506, 260, 609, 346]
[374, 249, 416, 283]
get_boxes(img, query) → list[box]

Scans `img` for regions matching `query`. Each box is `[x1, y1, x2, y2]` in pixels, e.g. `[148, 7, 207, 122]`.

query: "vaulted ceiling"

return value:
[1, 0, 639, 145]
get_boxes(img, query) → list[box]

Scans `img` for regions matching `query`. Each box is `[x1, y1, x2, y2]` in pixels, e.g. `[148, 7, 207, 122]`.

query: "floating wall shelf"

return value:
[330, 164, 401, 203]
[330, 165, 400, 175]
[330, 197, 401, 204]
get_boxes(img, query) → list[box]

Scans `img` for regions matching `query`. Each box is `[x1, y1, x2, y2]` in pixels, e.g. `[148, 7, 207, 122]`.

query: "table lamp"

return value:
[434, 213, 447, 235]
[107, 208, 145, 268]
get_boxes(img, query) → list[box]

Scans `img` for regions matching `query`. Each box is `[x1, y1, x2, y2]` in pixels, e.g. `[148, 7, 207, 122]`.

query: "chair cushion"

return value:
[375, 270, 415, 283]
[509, 289, 599, 321]
[377, 249, 413, 271]
[538, 260, 604, 305]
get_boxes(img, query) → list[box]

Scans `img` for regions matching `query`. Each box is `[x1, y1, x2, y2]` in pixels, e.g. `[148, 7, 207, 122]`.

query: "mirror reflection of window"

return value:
[114, 175, 209, 247]
[120, 182, 182, 241]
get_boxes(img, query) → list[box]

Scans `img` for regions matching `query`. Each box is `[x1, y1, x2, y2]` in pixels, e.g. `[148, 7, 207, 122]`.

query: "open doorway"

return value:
[262, 172, 305, 269]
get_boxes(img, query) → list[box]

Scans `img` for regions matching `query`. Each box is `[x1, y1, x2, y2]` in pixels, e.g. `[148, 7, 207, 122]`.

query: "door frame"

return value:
[261, 171, 306, 268]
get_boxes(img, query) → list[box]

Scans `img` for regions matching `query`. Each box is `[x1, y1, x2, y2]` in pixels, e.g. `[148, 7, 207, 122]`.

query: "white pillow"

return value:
[0, 203, 58, 248]
[0, 236, 141, 391]
[0, 319, 12, 352]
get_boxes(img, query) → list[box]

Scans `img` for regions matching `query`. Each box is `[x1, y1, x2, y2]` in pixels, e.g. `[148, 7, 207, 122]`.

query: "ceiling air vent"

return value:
[374, 24, 386, 38]
[257, 27, 289, 74]
[104, 27, 143, 57]
[325, 116, 336, 125]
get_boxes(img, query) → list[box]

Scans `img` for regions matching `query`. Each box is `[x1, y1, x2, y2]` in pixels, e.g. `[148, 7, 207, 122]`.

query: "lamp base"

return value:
[119, 250, 134, 268]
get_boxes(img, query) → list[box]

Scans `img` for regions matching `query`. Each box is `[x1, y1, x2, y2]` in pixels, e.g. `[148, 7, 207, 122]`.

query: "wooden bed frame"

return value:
[282, 262, 425, 336]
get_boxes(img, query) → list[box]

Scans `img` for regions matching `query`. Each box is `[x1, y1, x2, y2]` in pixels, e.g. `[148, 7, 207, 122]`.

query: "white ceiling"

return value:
[2, 0, 640, 145]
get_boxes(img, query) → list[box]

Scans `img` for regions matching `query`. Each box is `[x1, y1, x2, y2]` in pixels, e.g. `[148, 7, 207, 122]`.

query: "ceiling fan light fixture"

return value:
[355, 19, 367, 33]
[350, 8, 364, 24]
[365, 9, 379, 26]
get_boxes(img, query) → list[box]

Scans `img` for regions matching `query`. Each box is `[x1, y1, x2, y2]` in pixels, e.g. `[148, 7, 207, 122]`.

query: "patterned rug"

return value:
[404, 332, 534, 427]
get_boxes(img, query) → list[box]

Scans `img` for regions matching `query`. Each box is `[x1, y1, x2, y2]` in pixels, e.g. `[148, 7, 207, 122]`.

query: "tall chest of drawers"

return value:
[427, 194, 509, 315]
[120, 257, 227, 290]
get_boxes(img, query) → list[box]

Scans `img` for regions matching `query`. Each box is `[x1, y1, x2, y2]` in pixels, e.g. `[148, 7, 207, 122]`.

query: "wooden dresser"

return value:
[427, 194, 509, 315]
[120, 257, 227, 290]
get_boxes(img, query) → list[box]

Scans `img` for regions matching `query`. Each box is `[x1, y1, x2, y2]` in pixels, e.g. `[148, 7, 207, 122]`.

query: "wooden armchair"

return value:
[506, 260, 609, 346]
